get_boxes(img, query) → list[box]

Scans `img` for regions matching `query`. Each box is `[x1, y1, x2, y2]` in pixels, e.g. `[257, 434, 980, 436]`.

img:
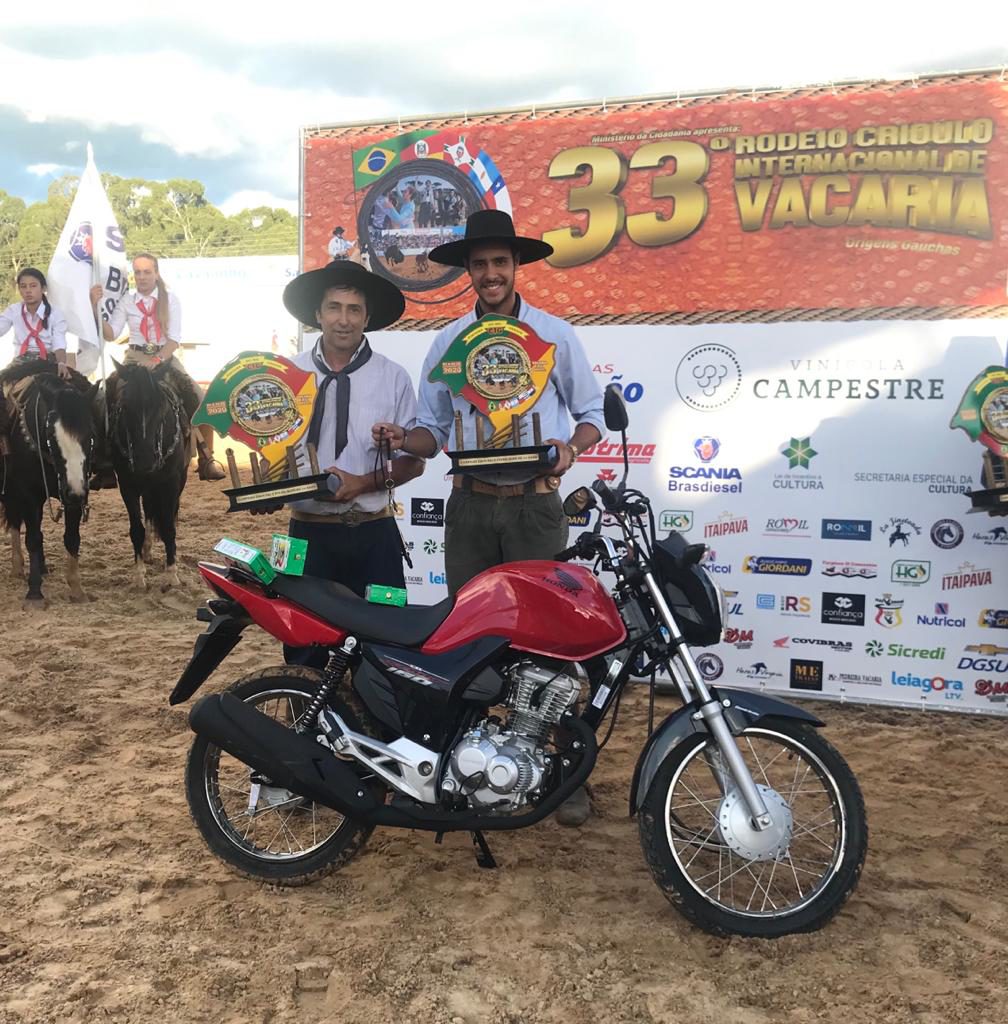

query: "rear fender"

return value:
[628, 688, 824, 815]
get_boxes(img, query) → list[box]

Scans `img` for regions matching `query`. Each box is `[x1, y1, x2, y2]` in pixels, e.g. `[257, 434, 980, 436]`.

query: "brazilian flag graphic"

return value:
[352, 129, 438, 189]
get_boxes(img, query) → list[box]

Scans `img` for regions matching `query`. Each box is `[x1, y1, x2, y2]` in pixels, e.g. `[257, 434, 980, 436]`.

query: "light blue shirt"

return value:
[416, 297, 604, 483]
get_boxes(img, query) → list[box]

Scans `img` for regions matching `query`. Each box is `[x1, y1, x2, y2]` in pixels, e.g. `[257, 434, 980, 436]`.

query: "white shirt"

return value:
[0, 302, 68, 356]
[289, 339, 418, 515]
[108, 288, 182, 348]
[327, 236, 355, 259]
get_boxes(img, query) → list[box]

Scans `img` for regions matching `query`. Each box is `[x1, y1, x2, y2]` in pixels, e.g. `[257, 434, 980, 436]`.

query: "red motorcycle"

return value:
[173, 388, 866, 937]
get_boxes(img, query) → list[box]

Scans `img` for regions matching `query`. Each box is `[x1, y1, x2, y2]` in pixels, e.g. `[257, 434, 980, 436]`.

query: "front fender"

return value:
[628, 687, 823, 815]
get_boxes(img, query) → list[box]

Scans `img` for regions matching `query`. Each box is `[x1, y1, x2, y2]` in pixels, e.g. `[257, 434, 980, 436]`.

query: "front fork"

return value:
[641, 571, 774, 830]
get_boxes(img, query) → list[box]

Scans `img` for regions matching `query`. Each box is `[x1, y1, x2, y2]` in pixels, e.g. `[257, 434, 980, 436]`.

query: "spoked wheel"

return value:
[639, 719, 867, 937]
[184, 667, 377, 885]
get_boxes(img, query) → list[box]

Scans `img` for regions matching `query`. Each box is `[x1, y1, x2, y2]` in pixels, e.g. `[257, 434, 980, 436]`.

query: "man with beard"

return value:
[371, 210, 603, 826]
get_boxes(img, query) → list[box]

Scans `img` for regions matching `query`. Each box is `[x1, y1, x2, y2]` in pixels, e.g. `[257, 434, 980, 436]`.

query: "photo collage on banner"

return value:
[302, 70, 1008, 716]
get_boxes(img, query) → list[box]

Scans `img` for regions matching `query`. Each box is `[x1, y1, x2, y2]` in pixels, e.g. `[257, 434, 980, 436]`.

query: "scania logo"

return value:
[675, 345, 742, 412]
[693, 436, 720, 462]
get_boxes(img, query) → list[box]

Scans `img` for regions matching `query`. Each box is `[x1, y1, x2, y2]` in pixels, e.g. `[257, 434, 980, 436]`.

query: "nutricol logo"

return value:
[891, 559, 930, 586]
[743, 556, 812, 576]
[411, 498, 445, 527]
[916, 602, 966, 628]
[821, 518, 872, 541]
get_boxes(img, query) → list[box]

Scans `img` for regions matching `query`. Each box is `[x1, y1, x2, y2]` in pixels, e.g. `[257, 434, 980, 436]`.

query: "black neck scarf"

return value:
[307, 338, 373, 461]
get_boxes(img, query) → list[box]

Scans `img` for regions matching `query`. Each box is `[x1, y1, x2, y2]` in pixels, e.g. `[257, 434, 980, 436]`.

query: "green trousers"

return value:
[444, 486, 569, 596]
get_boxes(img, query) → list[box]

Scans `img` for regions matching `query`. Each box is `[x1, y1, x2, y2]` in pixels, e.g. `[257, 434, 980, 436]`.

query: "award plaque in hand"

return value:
[430, 315, 557, 475]
[950, 365, 1008, 516]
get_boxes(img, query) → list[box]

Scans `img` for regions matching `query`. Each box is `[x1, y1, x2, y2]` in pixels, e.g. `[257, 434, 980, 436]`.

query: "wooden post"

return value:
[454, 411, 464, 451]
[532, 412, 542, 447]
[249, 451, 263, 484]
[285, 445, 299, 480]
[225, 448, 240, 488]
[511, 415, 521, 447]
[474, 415, 485, 450]
[306, 442, 321, 476]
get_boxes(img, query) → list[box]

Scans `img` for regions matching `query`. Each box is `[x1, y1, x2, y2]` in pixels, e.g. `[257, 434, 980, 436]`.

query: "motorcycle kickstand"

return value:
[471, 830, 497, 869]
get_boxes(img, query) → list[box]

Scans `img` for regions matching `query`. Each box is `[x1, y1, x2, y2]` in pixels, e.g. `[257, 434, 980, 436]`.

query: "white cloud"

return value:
[218, 190, 297, 216]
[26, 162, 63, 176]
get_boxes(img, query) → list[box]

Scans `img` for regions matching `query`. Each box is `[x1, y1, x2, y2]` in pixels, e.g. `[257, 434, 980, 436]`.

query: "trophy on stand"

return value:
[193, 350, 341, 512]
[429, 314, 558, 476]
[950, 365, 1008, 516]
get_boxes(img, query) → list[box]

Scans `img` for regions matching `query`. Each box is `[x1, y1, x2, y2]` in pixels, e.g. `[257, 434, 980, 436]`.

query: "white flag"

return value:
[47, 143, 128, 377]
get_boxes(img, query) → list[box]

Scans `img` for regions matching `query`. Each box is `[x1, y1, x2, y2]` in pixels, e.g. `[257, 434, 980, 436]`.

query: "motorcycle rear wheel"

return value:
[638, 719, 867, 937]
[184, 666, 376, 885]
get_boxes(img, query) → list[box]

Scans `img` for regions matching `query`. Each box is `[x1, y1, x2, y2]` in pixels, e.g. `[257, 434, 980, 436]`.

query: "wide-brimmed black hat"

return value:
[282, 261, 405, 331]
[428, 210, 553, 267]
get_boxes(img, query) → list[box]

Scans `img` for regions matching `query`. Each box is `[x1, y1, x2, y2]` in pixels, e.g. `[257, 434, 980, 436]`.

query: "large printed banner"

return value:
[303, 73, 1008, 322]
[372, 319, 1008, 716]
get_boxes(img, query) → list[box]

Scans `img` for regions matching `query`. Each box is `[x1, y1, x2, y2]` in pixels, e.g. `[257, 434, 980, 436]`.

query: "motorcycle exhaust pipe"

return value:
[189, 692, 379, 818]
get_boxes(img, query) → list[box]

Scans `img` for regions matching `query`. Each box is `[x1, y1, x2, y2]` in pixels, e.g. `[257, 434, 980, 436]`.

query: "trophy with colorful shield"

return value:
[950, 365, 1008, 516]
[193, 351, 340, 512]
[430, 315, 558, 476]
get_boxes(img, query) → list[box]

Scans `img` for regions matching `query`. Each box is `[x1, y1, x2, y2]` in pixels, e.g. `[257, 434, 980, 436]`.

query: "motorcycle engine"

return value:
[442, 662, 582, 811]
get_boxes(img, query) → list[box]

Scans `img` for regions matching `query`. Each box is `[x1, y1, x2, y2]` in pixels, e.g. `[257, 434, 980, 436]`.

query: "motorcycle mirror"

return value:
[603, 384, 629, 432]
[562, 486, 597, 518]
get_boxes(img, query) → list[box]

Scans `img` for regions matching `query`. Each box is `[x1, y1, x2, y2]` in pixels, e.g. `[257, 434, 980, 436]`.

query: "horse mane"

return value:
[117, 363, 165, 420]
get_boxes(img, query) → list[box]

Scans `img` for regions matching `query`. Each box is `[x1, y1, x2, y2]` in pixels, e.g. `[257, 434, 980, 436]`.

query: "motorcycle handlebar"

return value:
[591, 478, 618, 510]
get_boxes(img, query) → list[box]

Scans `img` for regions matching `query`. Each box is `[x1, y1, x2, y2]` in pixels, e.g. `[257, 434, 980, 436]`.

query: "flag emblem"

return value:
[68, 222, 94, 264]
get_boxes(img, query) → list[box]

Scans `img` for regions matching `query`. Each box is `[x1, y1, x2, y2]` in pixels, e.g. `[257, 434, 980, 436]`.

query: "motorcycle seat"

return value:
[270, 574, 455, 646]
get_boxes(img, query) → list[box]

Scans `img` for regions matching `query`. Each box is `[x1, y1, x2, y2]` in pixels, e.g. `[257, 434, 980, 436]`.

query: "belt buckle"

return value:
[344, 509, 362, 526]
[142, 342, 159, 357]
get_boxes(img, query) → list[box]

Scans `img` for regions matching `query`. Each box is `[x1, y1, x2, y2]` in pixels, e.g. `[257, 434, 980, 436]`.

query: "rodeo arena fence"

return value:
[296, 68, 1008, 717]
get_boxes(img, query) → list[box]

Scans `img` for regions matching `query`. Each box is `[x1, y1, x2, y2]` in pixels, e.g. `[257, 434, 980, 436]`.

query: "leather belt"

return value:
[291, 506, 392, 527]
[129, 343, 163, 355]
[453, 475, 559, 498]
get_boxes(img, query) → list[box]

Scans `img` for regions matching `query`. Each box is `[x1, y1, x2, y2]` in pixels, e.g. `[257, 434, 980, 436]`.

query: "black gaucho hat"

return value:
[282, 261, 405, 331]
[428, 209, 553, 267]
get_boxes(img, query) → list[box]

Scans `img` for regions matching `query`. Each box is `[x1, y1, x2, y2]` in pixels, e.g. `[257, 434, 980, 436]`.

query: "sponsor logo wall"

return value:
[373, 320, 1006, 716]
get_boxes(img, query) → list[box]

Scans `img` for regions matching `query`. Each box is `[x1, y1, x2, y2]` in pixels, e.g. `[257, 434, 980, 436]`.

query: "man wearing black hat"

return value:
[282, 261, 424, 667]
[372, 211, 603, 824]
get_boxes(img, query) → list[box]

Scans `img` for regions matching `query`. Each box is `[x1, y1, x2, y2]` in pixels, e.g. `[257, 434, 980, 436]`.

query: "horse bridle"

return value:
[111, 382, 184, 474]
[19, 391, 93, 523]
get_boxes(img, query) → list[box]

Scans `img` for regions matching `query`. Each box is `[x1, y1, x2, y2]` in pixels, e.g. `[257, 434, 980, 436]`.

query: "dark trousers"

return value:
[283, 515, 406, 669]
[444, 487, 568, 596]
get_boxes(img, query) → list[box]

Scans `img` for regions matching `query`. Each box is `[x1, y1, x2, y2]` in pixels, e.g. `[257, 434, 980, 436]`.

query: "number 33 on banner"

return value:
[543, 141, 710, 267]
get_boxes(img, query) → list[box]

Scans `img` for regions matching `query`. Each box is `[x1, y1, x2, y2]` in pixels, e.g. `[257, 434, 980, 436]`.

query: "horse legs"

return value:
[151, 481, 181, 590]
[120, 483, 148, 590]
[63, 504, 87, 603]
[22, 503, 46, 607]
[9, 526, 24, 579]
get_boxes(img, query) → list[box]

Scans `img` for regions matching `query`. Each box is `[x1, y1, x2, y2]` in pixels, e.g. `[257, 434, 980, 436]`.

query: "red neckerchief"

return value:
[137, 295, 163, 344]
[19, 304, 46, 358]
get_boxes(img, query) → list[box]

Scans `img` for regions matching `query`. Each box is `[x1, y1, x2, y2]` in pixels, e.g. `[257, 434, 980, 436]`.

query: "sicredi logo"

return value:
[821, 518, 872, 541]
[411, 497, 445, 527]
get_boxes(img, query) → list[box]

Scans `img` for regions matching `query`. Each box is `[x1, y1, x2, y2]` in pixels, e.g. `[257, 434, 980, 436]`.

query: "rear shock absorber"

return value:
[295, 636, 358, 733]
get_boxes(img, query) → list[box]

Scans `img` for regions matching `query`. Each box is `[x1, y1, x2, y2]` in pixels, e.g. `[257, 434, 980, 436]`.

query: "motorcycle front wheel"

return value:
[638, 719, 867, 937]
[184, 666, 376, 885]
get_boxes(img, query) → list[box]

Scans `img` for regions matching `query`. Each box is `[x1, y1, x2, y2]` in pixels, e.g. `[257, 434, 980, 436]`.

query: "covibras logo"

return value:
[743, 555, 812, 576]
[68, 221, 94, 264]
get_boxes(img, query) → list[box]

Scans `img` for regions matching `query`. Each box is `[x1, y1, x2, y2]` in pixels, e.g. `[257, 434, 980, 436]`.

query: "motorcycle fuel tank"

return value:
[421, 561, 626, 659]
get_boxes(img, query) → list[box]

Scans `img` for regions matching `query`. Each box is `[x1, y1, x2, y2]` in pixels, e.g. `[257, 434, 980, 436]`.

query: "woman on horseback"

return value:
[89, 252, 225, 482]
[0, 268, 72, 379]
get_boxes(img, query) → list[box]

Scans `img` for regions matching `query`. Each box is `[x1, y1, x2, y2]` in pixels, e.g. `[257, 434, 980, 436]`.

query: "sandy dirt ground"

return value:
[1, 473, 1006, 1024]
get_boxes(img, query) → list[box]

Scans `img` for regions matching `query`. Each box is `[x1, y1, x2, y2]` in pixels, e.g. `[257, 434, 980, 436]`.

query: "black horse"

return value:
[107, 360, 190, 590]
[0, 360, 97, 606]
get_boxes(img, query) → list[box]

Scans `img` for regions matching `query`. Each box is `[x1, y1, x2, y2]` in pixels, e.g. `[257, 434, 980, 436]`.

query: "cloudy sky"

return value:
[1, 1, 1003, 214]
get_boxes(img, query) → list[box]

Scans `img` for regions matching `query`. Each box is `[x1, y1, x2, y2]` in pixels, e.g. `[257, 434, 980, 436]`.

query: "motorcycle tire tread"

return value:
[184, 665, 383, 887]
[637, 718, 868, 938]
